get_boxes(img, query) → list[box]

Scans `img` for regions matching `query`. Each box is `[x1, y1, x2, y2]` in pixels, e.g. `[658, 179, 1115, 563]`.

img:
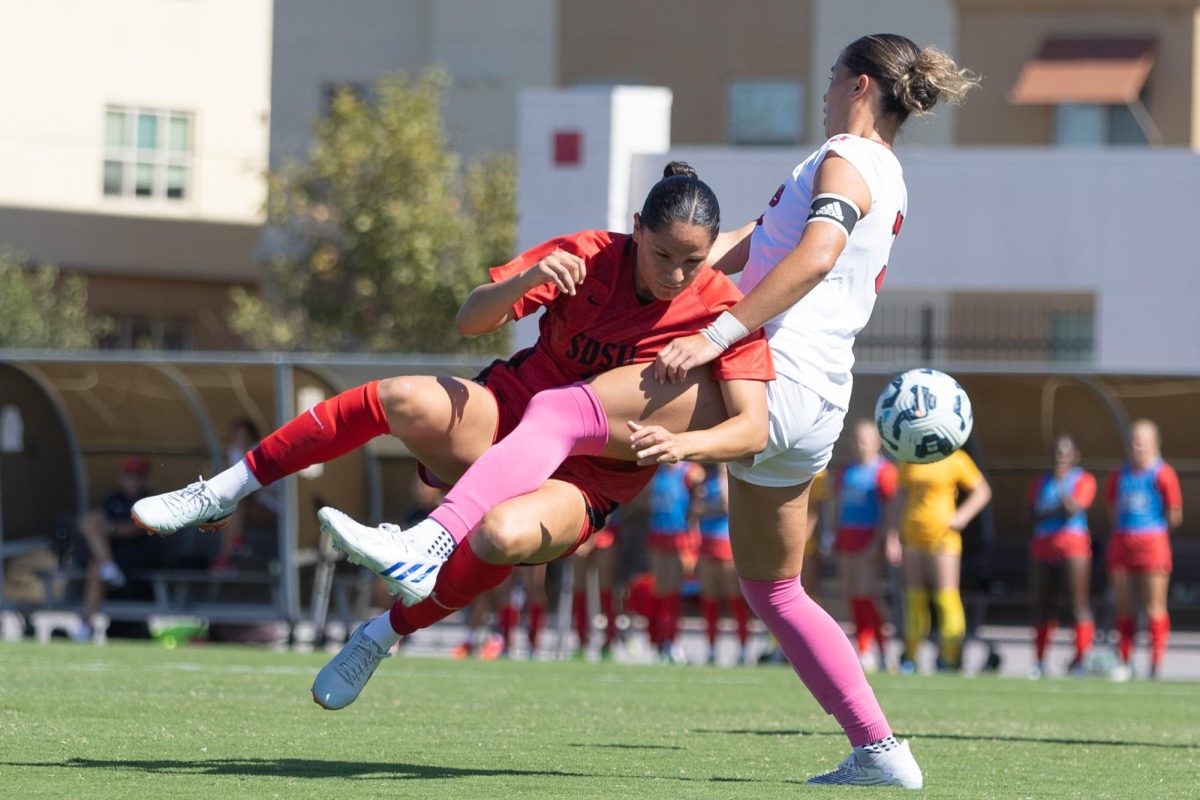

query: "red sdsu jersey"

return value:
[487, 230, 775, 394]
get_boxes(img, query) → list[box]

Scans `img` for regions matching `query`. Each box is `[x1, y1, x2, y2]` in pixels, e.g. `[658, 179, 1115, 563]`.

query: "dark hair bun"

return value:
[662, 161, 698, 179]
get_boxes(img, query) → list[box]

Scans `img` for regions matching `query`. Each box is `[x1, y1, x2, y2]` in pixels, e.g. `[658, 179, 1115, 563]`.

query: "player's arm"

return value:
[950, 477, 992, 532]
[457, 249, 586, 335]
[1158, 466, 1184, 531]
[628, 379, 768, 465]
[708, 219, 758, 275]
[656, 154, 871, 382]
[883, 487, 904, 567]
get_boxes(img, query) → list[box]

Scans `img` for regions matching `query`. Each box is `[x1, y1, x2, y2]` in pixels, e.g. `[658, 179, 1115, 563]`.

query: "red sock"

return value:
[573, 591, 589, 647]
[1149, 614, 1170, 670]
[389, 542, 513, 635]
[850, 597, 875, 655]
[866, 599, 887, 654]
[1074, 620, 1095, 661]
[600, 589, 616, 647]
[1115, 616, 1135, 664]
[498, 604, 519, 650]
[663, 594, 682, 643]
[246, 382, 390, 485]
[730, 596, 750, 646]
[702, 598, 720, 647]
[527, 603, 545, 651]
[1034, 622, 1057, 663]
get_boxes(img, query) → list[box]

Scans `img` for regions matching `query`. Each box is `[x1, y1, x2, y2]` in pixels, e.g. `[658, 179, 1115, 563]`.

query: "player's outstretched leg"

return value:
[132, 479, 239, 534]
[312, 619, 393, 710]
[318, 507, 455, 605]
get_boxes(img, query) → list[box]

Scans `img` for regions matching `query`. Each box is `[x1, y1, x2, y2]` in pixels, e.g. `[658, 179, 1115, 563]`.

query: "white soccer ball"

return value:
[874, 368, 973, 464]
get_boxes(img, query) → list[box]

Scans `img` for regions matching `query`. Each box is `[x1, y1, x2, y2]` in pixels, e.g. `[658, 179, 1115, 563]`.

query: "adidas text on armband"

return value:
[805, 193, 860, 238]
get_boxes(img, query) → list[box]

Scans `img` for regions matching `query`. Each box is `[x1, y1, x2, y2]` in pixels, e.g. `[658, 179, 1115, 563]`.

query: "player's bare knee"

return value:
[474, 509, 537, 563]
[377, 377, 431, 430]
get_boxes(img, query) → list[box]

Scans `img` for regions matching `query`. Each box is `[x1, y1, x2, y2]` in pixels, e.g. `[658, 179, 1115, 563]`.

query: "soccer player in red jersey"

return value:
[1027, 434, 1096, 678]
[1105, 419, 1183, 679]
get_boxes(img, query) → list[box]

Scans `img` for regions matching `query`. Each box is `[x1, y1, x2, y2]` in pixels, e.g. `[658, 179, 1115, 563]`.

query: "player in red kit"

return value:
[1105, 420, 1183, 679]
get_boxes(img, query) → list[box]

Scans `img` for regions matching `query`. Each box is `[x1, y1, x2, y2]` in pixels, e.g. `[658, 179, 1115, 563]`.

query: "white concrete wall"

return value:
[625, 147, 1200, 372]
[811, 0, 959, 147]
[0, 0, 272, 223]
[271, 0, 556, 165]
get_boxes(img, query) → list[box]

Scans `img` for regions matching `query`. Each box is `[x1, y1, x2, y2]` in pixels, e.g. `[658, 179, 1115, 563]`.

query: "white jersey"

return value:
[740, 134, 907, 410]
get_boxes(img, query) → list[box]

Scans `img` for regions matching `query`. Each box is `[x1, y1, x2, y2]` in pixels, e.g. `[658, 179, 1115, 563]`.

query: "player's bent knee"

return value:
[474, 508, 539, 564]
[377, 377, 434, 427]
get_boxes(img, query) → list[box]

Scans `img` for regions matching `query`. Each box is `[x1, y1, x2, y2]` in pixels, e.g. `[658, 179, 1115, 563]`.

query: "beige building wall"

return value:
[956, 0, 1198, 146]
[558, 0, 813, 145]
[0, 0, 272, 223]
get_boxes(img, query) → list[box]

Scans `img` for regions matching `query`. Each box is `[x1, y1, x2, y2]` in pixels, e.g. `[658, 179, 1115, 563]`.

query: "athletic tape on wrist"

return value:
[702, 311, 750, 352]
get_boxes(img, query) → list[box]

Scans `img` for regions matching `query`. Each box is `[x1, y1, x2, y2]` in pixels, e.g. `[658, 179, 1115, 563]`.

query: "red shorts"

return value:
[591, 526, 616, 550]
[835, 527, 875, 554]
[1031, 532, 1092, 563]
[1106, 532, 1172, 574]
[699, 536, 734, 561]
[647, 530, 693, 554]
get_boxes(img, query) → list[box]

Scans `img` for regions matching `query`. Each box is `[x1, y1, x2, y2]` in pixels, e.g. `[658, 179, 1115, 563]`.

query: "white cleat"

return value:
[317, 507, 452, 606]
[131, 479, 237, 535]
[806, 740, 923, 789]
[311, 623, 390, 710]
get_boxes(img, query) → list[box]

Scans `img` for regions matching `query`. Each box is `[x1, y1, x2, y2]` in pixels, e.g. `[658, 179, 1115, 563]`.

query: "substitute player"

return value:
[835, 420, 898, 671]
[692, 464, 751, 665]
[1027, 434, 1096, 678]
[332, 34, 977, 788]
[646, 461, 702, 664]
[571, 510, 620, 661]
[1106, 419, 1183, 679]
[891, 448, 991, 673]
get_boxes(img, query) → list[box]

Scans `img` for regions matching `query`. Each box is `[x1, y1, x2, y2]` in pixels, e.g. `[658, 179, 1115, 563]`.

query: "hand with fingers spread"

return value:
[523, 248, 587, 297]
[628, 421, 692, 466]
[654, 333, 723, 384]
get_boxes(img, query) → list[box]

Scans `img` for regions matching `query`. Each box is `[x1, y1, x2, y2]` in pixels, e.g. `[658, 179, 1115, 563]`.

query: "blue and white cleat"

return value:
[806, 740, 923, 789]
[311, 622, 390, 710]
[317, 507, 451, 606]
[132, 480, 237, 535]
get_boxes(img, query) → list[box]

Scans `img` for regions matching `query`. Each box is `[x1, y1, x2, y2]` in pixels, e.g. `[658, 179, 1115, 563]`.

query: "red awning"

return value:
[1009, 37, 1155, 105]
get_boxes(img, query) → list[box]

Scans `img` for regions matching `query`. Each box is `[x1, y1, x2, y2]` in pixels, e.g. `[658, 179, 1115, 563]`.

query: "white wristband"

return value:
[701, 311, 750, 353]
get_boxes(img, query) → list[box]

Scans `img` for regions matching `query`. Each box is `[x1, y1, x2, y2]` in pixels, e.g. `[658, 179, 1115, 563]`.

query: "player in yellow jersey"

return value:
[889, 449, 991, 672]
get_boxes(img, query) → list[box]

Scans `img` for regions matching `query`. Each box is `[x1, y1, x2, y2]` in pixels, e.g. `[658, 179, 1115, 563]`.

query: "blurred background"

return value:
[0, 1, 1196, 670]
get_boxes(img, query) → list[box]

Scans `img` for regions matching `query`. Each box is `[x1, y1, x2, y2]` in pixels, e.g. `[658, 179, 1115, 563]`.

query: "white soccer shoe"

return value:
[317, 507, 452, 606]
[806, 740, 924, 789]
[131, 479, 237, 535]
[311, 623, 391, 710]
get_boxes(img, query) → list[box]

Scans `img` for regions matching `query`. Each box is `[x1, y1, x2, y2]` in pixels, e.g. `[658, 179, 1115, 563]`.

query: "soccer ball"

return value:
[874, 368, 973, 464]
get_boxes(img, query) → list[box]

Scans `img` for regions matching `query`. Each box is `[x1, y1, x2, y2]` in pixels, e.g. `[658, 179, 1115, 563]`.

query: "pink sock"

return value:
[738, 575, 892, 747]
[429, 384, 609, 543]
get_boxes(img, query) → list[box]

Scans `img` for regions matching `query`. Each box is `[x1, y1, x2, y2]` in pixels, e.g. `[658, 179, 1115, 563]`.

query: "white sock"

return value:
[205, 458, 262, 505]
[363, 611, 401, 649]
[407, 518, 456, 560]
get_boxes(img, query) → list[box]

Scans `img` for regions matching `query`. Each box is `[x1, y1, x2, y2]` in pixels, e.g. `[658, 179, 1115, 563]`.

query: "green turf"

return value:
[1, 641, 1196, 798]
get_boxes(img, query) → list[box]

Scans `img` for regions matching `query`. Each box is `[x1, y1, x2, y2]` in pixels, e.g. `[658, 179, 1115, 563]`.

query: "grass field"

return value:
[1, 641, 1197, 799]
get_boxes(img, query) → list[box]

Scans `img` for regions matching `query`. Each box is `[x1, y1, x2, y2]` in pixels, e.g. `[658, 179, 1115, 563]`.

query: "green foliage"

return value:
[0, 248, 98, 348]
[231, 71, 516, 354]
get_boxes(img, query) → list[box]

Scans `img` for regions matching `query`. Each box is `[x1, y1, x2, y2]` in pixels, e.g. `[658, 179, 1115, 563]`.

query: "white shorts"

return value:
[728, 376, 846, 488]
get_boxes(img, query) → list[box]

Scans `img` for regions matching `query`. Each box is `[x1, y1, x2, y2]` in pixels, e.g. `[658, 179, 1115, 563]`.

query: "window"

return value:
[98, 315, 191, 351]
[1054, 103, 1148, 147]
[104, 107, 192, 201]
[728, 81, 803, 145]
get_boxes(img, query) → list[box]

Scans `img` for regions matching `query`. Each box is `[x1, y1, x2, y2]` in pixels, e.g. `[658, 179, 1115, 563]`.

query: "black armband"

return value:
[805, 193, 861, 238]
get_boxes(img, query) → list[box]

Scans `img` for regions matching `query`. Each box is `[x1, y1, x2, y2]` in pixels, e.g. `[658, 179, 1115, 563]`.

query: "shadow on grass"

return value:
[568, 743, 685, 751]
[694, 728, 1198, 751]
[1, 757, 757, 784]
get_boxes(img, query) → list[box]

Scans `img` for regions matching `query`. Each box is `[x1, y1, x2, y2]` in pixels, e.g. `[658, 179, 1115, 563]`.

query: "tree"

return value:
[230, 70, 516, 354]
[0, 248, 97, 348]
